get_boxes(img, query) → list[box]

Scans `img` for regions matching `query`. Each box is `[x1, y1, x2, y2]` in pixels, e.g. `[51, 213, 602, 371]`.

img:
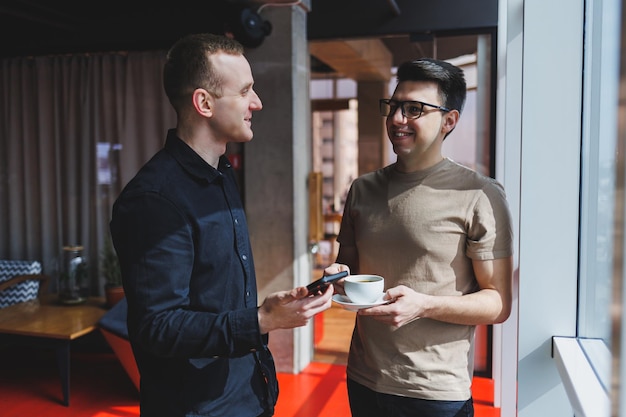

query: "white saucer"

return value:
[332, 294, 388, 311]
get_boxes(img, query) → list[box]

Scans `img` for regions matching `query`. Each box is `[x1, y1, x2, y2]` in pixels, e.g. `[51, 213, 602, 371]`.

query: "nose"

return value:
[390, 104, 406, 122]
[251, 89, 263, 111]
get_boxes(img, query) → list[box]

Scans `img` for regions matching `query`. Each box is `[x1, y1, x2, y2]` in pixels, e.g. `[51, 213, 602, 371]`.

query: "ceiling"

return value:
[0, 0, 245, 57]
[0, 0, 489, 79]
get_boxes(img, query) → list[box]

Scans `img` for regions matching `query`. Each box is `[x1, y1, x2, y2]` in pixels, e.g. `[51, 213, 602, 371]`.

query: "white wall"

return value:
[499, 0, 585, 415]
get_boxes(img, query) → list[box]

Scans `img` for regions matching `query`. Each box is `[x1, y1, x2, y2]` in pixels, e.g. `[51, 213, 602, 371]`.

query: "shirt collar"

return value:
[164, 128, 231, 183]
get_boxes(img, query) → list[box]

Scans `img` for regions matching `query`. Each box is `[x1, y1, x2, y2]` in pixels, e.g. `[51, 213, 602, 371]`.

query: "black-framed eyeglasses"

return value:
[379, 98, 451, 119]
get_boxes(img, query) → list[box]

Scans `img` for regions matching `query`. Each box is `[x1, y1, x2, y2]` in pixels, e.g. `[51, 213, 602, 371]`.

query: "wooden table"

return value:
[0, 294, 106, 406]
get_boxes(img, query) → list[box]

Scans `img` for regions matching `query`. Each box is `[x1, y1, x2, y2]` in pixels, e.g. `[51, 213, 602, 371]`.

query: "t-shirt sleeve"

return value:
[466, 181, 514, 260]
[337, 184, 356, 248]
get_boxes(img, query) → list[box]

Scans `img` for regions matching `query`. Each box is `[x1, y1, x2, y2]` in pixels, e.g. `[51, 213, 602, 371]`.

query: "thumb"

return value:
[384, 286, 401, 300]
[293, 286, 309, 299]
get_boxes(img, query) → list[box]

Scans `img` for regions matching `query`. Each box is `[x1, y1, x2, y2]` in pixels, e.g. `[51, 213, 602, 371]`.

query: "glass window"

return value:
[578, 0, 620, 391]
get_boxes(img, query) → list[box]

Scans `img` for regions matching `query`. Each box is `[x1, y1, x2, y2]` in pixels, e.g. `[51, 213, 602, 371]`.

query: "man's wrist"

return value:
[258, 306, 270, 335]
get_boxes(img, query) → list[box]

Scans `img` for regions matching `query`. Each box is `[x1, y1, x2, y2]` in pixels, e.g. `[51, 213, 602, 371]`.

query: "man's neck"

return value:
[396, 153, 444, 173]
[176, 126, 226, 169]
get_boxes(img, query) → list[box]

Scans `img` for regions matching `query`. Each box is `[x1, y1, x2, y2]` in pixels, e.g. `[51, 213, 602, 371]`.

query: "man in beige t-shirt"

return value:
[328, 58, 514, 417]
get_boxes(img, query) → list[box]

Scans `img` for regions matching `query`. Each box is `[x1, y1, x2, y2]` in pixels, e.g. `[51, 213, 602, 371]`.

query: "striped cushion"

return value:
[0, 260, 42, 308]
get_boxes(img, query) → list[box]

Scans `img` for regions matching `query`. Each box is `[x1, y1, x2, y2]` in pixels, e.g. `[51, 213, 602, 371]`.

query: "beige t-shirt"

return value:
[338, 158, 514, 401]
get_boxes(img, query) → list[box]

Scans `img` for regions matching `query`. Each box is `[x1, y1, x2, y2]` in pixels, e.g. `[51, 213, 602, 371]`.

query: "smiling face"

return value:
[386, 80, 458, 172]
[209, 52, 263, 144]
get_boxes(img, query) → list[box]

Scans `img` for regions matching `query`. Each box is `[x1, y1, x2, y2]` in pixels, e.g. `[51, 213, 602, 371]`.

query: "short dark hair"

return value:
[396, 58, 467, 114]
[163, 33, 244, 109]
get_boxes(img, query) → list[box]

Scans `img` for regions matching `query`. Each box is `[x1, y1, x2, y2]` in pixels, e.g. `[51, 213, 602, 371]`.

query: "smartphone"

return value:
[306, 271, 349, 296]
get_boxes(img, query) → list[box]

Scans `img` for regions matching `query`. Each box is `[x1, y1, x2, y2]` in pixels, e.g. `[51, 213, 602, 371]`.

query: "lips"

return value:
[390, 130, 414, 143]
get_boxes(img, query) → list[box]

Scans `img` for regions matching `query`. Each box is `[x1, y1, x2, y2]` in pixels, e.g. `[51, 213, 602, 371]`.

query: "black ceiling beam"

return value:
[307, 0, 497, 40]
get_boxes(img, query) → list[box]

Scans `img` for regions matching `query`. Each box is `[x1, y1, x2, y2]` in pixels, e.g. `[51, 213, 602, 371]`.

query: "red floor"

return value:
[276, 362, 500, 417]
[0, 344, 500, 417]
[276, 362, 350, 417]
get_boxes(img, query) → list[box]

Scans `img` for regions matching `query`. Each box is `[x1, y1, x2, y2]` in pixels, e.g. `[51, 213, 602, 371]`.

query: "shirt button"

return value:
[242, 254, 248, 261]
[234, 218, 239, 225]
[246, 291, 250, 297]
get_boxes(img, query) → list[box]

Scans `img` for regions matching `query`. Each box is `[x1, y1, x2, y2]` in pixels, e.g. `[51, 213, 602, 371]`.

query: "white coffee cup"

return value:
[343, 274, 384, 304]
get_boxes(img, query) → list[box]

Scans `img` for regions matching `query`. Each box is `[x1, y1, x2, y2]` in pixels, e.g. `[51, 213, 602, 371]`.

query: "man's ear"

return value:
[192, 88, 213, 117]
[442, 109, 460, 134]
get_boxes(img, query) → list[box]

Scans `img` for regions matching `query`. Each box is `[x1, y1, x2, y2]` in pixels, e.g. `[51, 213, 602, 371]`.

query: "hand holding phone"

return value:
[306, 271, 349, 296]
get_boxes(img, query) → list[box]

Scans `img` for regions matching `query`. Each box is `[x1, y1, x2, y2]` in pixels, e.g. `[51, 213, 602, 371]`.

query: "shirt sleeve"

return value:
[336, 184, 356, 248]
[466, 181, 515, 261]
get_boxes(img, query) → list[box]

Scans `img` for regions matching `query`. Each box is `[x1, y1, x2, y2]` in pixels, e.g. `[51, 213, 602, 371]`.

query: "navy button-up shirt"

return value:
[110, 130, 277, 417]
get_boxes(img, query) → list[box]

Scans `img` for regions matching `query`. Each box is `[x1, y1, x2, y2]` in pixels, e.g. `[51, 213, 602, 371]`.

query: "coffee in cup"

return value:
[343, 274, 384, 304]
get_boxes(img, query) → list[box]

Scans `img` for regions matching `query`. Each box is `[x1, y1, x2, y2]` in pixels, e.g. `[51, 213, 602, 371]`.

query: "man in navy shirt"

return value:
[110, 33, 333, 417]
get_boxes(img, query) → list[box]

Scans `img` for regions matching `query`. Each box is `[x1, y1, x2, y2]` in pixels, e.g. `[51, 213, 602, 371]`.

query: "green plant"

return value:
[101, 237, 122, 287]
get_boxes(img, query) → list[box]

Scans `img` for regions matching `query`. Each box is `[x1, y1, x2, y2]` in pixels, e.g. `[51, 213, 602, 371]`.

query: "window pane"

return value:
[579, 0, 619, 347]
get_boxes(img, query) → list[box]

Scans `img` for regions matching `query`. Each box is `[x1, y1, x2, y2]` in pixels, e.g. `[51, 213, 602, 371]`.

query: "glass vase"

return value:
[58, 245, 88, 305]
